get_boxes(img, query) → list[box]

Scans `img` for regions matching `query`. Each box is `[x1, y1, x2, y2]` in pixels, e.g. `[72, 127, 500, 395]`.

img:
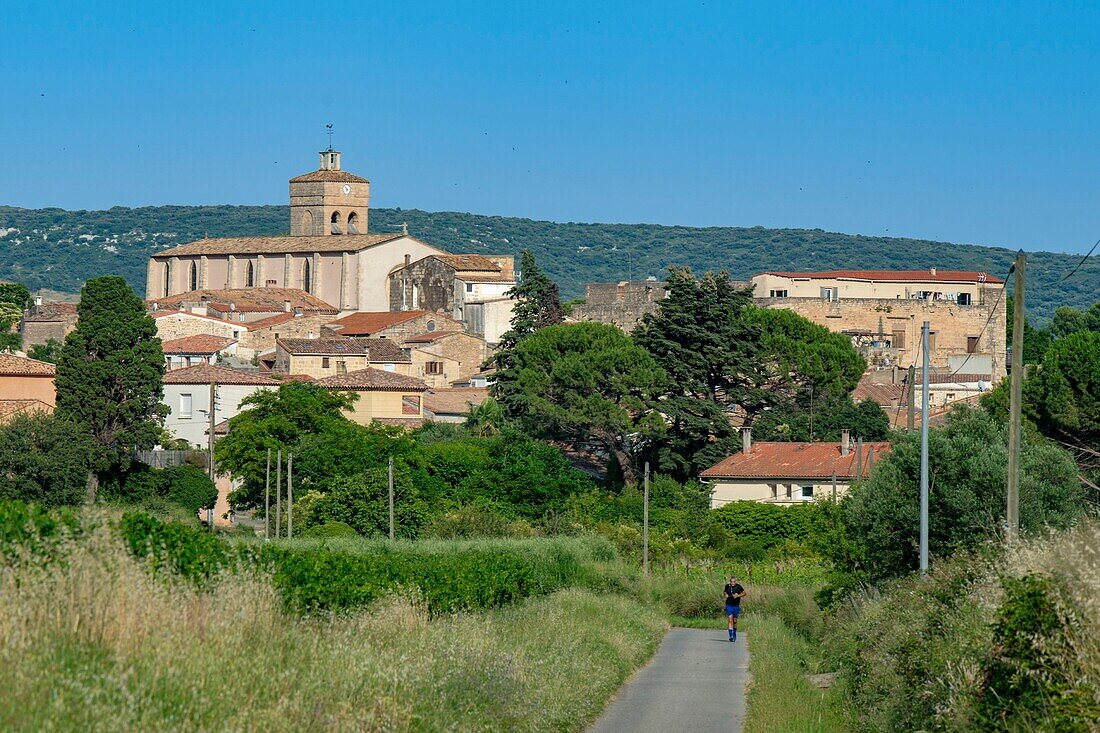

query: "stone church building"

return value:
[147, 150, 447, 312]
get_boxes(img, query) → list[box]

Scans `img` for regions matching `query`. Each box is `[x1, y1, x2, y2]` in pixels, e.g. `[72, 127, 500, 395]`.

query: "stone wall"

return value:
[571, 281, 668, 333]
[389, 258, 457, 315]
[757, 288, 1007, 379]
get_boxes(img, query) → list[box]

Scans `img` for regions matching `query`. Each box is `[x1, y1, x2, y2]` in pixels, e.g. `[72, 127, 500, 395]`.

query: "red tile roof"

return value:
[763, 269, 1003, 284]
[150, 288, 337, 314]
[22, 302, 78, 322]
[433, 254, 502, 272]
[0, 353, 56, 376]
[288, 169, 370, 184]
[161, 334, 237, 355]
[162, 364, 280, 386]
[276, 337, 368, 356]
[151, 309, 245, 326]
[326, 310, 431, 336]
[152, 233, 401, 257]
[245, 313, 298, 330]
[316, 367, 427, 391]
[700, 441, 892, 480]
[403, 331, 464, 344]
[423, 388, 490, 416]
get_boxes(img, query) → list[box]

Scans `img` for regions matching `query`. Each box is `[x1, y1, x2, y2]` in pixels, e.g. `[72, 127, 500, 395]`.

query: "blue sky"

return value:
[2, 1, 1098, 254]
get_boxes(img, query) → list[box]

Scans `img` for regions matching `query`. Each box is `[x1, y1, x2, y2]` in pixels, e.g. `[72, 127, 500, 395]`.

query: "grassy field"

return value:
[0, 522, 667, 732]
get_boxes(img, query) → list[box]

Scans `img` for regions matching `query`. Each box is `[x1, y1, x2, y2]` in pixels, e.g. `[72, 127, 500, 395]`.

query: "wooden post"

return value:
[208, 381, 217, 529]
[920, 321, 931, 575]
[264, 448, 271, 540]
[388, 455, 395, 540]
[1006, 252, 1026, 539]
[643, 461, 650, 576]
[287, 453, 293, 539]
[275, 449, 282, 540]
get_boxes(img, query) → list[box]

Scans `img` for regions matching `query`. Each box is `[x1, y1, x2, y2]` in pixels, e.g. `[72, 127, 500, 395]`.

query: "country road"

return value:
[588, 628, 750, 733]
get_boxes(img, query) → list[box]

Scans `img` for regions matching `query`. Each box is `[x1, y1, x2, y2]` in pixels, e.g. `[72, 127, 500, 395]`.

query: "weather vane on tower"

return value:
[326, 123, 334, 150]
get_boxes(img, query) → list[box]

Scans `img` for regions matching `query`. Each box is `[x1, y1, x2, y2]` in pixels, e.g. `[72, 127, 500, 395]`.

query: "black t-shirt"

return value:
[724, 583, 745, 607]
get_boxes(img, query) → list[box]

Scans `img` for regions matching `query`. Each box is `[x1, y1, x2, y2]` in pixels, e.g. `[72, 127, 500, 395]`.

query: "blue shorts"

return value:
[725, 604, 741, 618]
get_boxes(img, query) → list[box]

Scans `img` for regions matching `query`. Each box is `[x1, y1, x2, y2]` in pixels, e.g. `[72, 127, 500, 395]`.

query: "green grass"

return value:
[0, 525, 667, 732]
[742, 615, 850, 733]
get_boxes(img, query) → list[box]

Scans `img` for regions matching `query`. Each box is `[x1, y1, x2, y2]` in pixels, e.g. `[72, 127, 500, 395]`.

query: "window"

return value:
[801, 485, 814, 499]
[892, 330, 906, 349]
[425, 361, 444, 375]
[347, 211, 360, 234]
[336, 360, 347, 375]
[402, 395, 421, 415]
[302, 260, 311, 293]
[465, 282, 473, 293]
[967, 336, 979, 354]
[189, 262, 198, 291]
[322, 357, 331, 369]
[232, 330, 240, 340]
[330, 211, 342, 235]
[163, 263, 170, 297]
[383, 363, 395, 372]
[820, 287, 837, 301]
[245, 261, 255, 287]
[770, 289, 788, 298]
[180, 393, 193, 419]
[928, 332, 937, 352]
[411, 283, 420, 309]
[426, 320, 436, 332]
[957, 292, 972, 305]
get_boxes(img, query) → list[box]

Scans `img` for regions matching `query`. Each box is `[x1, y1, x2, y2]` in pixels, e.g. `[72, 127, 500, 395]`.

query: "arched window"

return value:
[189, 262, 198, 291]
[330, 211, 342, 235]
[302, 209, 314, 233]
[347, 211, 360, 234]
[246, 260, 255, 287]
[302, 259, 311, 293]
[163, 262, 170, 297]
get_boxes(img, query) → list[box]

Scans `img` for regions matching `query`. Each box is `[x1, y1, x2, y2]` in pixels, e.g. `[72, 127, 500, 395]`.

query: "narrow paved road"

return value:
[588, 628, 750, 733]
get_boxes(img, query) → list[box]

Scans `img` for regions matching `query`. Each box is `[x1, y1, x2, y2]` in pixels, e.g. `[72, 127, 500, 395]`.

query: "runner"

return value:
[723, 576, 746, 642]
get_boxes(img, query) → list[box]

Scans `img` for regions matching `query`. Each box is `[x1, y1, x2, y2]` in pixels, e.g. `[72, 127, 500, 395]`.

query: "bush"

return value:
[163, 465, 218, 514]
[423, 502, 535, 539]
[0, 499, 83, 561]
[709, 501, 822, 548]
[302, 521, 359, 538]
[0, 413, 92, 507]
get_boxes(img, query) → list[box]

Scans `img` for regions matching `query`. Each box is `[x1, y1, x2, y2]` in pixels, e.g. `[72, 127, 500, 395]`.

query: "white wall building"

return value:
[162, 364, 279, 448]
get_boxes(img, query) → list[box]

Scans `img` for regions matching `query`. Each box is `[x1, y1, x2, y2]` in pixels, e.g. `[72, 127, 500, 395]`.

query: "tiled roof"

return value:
[162, 334, 237, 355]
[162, 364, 280, 386]
[434, 254, 502, 272]
[271, 373, 316, 383]
[910, 372, 993, 385]
[244, 313, 299, 330]
[22, 302, 78, 322]
[151, 309, 244, 326]
[277, 337, 368, 356]
[288, 169, 370, 183]
[700, 441, 892, 480]
[359, 338, 411, 363]
[455, 273, 514, 283]
[424, 388, 490, 416]
[316, 367, 427, 391]
[403, 330, 464, 344]
[853, 381, 906, 406]
[763, 269, 1003, 284]
[152, 233, 404, 258]
[0, 353, 56, 376]
[0, 399, 53, 422]
[151, 288, 337, 315]
[325, 310, 431, 336]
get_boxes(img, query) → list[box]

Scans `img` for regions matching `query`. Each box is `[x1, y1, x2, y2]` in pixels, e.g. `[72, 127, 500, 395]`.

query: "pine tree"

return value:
[55, 276, 168, 500]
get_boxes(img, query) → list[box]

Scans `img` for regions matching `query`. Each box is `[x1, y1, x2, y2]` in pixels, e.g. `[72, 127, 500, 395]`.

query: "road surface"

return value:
[588, 627, 749, 733]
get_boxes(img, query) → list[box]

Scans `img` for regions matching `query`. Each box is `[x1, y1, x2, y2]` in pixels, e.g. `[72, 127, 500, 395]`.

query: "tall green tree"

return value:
[489, 250, 564, 414]
[502, 322, 666, 484]
[0, 413, 93, 507]
[55, 276, 167, 499]
[1024, 330, 1099, 477]
[0, 283, 26, 352]
[1049, 305, 1089, 339]
[27, 338, 64, 364]
[633, 268, 766, 479]
[1005, 296, 1054, 364]
[753, 396, 889, 443]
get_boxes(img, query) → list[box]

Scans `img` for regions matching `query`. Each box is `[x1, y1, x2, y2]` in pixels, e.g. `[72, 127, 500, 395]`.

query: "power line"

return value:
[893, 329, 923, 428]
[1060, 236, 1100, 282]
[942, 264, 1014, 380]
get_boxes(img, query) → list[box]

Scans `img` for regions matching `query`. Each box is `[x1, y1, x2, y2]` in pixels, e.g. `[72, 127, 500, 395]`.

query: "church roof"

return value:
[289, 169, 370, 184]
[152, 233, 405, 258]
[434, 254, 502, 272]
[150, 288, 337, 315]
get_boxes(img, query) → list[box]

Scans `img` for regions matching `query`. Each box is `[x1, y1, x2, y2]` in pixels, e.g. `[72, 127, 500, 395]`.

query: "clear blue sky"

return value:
[2, 1, 1098, 254]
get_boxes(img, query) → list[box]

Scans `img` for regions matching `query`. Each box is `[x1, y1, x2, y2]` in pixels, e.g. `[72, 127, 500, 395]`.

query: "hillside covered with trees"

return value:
[1, 203, 1094, 322]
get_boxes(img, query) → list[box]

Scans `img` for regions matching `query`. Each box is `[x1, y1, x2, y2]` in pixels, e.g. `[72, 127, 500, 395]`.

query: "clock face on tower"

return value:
[342, 184, 352, 195]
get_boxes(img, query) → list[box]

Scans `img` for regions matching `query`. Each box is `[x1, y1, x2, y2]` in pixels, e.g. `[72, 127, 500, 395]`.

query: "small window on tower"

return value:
[330, 211, 342, 235]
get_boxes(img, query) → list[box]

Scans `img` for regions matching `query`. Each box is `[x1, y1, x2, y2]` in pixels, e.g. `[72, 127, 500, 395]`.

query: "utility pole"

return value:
[920, 321, 931, 576]
[808, 384, 814, 441]
[275, 449, 282, 540]
[208, 381, 217, 529]
[907, 364, 916, 430]
[264, 448, 271, 540]
[388, 455, 395, 540]
[831, 471, 837, 502]
[287, 453, 293, 539]
[1006, 252, 1026, 540]
[643, 461, 650, 576]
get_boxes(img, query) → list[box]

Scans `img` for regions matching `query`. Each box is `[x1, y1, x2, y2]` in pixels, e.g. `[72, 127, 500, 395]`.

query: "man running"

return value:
[724, 576, 747, 642]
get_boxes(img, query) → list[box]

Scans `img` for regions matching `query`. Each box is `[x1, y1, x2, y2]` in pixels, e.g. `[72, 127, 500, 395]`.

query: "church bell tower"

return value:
[289, 149, 370, 236]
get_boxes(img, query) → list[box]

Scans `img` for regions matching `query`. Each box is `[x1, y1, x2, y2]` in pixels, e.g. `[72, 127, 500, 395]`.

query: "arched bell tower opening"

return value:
[289, 148, 370, 236]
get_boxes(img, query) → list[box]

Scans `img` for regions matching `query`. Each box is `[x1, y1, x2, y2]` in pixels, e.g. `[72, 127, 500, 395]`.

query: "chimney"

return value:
[229, 302, 236, 312]
[284, 300, 291, 313]
[308, 331, 316, 339]
[930, 266, 937, 276]
[404, 254, 411, 268]
[34, 295, 42, 307]
[841, 429, 851, 456]
[742, 427, 752, 455]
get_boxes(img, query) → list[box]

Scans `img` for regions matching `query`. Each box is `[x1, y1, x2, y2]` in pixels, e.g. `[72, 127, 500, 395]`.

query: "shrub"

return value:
[163, 465, 218, 515]
[709, 501, 821, 548]
[0, 499, 83, 561]
[0, 413, 92, 507]
[302, 521, 359, 538]
[423, 502, 535, 539]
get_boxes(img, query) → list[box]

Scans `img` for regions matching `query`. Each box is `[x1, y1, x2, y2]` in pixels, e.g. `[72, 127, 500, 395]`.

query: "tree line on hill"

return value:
[2, 202, 1096, 322]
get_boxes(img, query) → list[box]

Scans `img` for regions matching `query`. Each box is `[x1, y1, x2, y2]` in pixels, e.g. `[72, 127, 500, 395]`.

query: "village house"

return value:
[570, 279, 669, 332]
[700, 429, 890, 507]
[315, 368, 428, 428]
[403, 330, 489, 388]
[324, 310, 463, 341]
[423, 387, 490, 423]
[19, 299, 78, 349]
[162, 334, 237, 370]
[162, 364, 280, 449]
[753, 269, 1007, 380]
[0, 353, 56, 421]
[273, 337, 411, 379]
[387, 254, 516, 344]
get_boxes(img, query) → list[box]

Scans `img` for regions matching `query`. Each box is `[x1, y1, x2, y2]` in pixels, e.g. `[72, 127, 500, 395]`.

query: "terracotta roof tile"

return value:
[288, 168, 370, 183]
[152, 233, 406, 258]
[402, 330, 464, 344]
[162, 364, 280, 386]
[151, 309, 245, 327]
[433, 254, 502, 272]
[326, 310, 431, 336]
[22, 302, 78, 322]
[277, 337, 368, 356]
[358, 338, 411, 363]
[243, 313, 298, 330]
[161, 334, 237, 355]
[700, 441, 892, 480]
[424, 388, 489, 416]
[763, 269, 1003, 284]
[316, 367, 427, 391]
[0, 353, 56, 376]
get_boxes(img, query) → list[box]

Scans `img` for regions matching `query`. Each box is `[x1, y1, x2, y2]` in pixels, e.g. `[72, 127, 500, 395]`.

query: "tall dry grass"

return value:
[0, 524, 666, 732]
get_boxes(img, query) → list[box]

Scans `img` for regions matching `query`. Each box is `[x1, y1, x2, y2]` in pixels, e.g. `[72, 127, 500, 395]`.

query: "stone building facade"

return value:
[403, 330, 489, 388]
[571, 280, 669, 332]
[20, 301, 78, 348]
[273, 337, 411, 379]
[324, 310, 463, 342]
